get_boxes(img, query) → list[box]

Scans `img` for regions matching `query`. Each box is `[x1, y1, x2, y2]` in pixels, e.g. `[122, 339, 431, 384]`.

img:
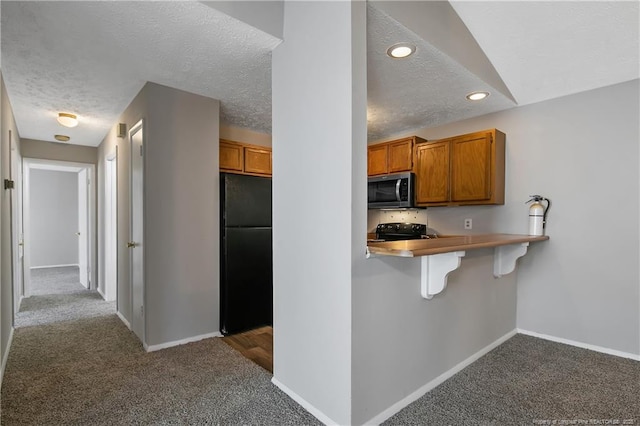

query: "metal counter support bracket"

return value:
[493, 242, 529, 278]
[420, 251, 466, 299]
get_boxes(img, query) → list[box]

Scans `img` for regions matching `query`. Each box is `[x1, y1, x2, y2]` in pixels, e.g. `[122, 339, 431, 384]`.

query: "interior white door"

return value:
[104, 154, 117, 302]
[130, 121, 145, 342]
[78, 169, 89, 288]
[10, 130, 23, 314]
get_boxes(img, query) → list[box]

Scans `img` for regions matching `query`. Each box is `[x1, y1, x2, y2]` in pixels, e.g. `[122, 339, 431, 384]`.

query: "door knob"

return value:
[76, 232, 81, 236]
[127, 242, 137, 248]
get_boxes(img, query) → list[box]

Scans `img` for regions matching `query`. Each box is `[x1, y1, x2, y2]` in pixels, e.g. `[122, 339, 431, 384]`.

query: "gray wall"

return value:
[272, 4, 521, 424]
[272, 2, 366, 424]
[412, 79, 640, 356]
[98, 87, 147, 326]
[21, 138, 98, 165]
[0, 72, 21, 385]
[144, 83, 220, 346]
[29, 169, 78, 267]
[353, 80, 639, 423]
[97, 82, 220, 347]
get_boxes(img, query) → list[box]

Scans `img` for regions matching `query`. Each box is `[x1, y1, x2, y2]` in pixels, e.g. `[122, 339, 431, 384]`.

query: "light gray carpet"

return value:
[384, 334, 640, 425]
[30, 266, 87, 295]
[16, 266, 116, 328]
[1, 315, 320, 425]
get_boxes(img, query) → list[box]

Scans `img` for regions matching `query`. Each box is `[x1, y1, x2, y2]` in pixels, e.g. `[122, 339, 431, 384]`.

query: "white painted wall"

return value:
[409, 80, 639, 357]
[29, 169, 79, 267]
[271, 2, 366, 424]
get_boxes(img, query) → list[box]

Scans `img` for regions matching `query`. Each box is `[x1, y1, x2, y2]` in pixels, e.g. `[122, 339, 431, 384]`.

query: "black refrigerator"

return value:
[220, 172, 273, 335]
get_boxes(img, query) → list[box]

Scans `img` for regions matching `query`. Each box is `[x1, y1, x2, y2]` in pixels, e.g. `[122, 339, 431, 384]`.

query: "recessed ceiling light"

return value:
[466, 91, 490, 101]
[54, 134, 70, 142]
[57, 112, 78, 128]
[387, 43, 416, 59]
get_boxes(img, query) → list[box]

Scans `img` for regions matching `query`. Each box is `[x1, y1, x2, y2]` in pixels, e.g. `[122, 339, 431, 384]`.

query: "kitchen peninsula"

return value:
[367, 234, 549, 299]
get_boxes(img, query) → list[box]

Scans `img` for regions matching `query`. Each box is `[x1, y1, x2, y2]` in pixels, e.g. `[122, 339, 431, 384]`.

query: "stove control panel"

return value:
[376, 223, 427, 241]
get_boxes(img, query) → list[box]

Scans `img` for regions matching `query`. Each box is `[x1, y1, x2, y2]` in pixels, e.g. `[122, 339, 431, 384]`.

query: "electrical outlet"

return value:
[464, 218, 472, 230]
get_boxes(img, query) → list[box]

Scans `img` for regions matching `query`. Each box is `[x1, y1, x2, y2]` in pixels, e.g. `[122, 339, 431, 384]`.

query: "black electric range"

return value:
[375, 222, 429, 241]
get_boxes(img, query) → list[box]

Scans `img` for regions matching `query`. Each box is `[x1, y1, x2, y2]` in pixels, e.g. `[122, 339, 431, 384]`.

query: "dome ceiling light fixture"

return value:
[57, 112, 78, 128]
[54, 134, 70, 142]
[386, 43, 416, 59]
[466, 91, 490, 101]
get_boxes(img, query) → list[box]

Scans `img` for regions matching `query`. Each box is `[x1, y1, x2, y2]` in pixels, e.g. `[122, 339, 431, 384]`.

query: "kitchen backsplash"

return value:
[367, 209, 430, 233]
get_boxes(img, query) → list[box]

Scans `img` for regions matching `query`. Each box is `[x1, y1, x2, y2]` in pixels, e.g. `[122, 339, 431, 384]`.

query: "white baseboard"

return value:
[116, 311, 131, 329]
[364, 329, 518, 426]
[144, 331, 223, 352]
[30, 264, 79, 270]
[271, 377, 340, 426]
[517, 329, 640, 362]
[1, 327, 15, 389]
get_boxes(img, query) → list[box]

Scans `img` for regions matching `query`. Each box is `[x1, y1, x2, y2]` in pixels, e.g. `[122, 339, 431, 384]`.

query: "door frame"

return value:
[129, 120, 145, 344]
[9, 130, 23, 316]
[78, 168, 90, 288]
[103, 149, 118, 302]
[22, 158, 96, 297]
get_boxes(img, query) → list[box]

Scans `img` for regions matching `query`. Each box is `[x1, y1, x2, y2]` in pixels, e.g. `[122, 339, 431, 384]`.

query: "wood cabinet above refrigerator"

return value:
[220, 139, 272, 177]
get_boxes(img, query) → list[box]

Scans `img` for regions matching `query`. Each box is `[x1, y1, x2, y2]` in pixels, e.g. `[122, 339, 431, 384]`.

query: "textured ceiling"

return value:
[1, 1, 279, 146]
[366, 4, 515, 141]
[1, 1, 639, 147]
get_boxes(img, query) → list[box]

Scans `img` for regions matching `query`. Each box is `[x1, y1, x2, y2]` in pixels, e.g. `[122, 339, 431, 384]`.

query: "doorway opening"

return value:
[22, 159, 96, 296]
[16, 159, 114, 328]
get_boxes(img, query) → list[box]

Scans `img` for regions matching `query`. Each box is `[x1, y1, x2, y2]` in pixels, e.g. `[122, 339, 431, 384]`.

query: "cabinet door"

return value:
[244, 146, 272, 175]
[415, 141, 450, 204]
[368, 144, 388, 176]
[388, 139, 413, 173]
[220, 141, 244, 172]
[450, 132, 492, 202]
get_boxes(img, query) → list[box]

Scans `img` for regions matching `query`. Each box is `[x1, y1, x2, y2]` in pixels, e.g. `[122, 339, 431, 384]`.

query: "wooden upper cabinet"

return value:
[367, 136, 425, 176]
[244, 146, 272, 175]
[220, 141, 244, 172]
[220, 139, 272, 176]
[388, 138, 414, 173]
[450, 132, 493, 202]
[415, 129, 505, 206]
[368, 144, 388, 176]
[415, 141, 450, 204]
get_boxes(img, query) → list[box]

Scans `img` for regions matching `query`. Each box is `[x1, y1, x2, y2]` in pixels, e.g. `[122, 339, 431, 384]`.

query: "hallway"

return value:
[1, 268, 319, 425]
[15, 266, 115, 328]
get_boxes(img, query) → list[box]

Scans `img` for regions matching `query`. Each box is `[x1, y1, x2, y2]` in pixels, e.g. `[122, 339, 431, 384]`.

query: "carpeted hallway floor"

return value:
[1, 315, 320, 425]
[15, 266, 116, 328]
[2, 267, 320, 425]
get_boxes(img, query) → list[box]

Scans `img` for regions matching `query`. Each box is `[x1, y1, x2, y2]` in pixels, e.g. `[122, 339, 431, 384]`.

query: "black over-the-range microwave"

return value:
[367, 172, 415, 209]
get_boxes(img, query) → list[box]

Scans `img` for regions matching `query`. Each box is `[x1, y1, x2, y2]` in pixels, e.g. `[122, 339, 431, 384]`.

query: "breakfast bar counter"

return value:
[366, 234, 549, 299]
[366, 234, 549, 258]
